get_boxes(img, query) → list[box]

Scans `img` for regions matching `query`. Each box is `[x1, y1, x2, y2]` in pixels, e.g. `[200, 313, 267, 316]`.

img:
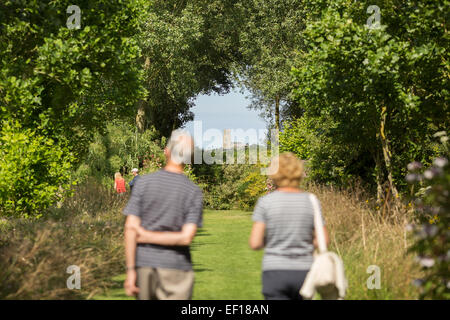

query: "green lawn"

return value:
[93, 210, 264, 300]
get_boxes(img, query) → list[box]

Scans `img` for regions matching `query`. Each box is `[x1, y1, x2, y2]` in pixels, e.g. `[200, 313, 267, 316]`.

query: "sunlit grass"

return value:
[93, 210, 264, 300]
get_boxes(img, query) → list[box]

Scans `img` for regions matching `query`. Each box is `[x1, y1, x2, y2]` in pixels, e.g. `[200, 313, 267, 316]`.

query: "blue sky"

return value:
[184, 88, 268, 149]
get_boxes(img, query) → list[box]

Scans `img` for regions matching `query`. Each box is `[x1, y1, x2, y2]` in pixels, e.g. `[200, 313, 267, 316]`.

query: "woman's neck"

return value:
[277, 187, 302, 193]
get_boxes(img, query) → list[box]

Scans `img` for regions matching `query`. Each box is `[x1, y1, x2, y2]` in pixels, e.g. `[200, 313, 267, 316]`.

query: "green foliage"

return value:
[279, 117, 312, 160]
[406, 132, 450, 299]
[290, 0, 449, 191]
[196, 157, 271, 211]
[236, 0, 307, 126]
[239, 169, 272, 210]
[77, 121, 164, 181]
[138, 0, 241, 137]
[201, 164, 252, 210]
[0, 0, 148, 156]
[0, 121, 74, 218]
[0, 0, 149, 216]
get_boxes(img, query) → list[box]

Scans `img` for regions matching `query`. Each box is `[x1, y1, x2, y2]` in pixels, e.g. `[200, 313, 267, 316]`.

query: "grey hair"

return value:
[166, 129, 194, 165]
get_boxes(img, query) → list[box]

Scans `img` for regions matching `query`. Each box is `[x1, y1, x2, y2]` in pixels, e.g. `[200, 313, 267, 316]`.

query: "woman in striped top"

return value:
[249, 152, 329, 300]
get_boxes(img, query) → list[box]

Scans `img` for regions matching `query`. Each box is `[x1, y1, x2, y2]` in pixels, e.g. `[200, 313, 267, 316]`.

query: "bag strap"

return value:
[308, 193, 327, 253]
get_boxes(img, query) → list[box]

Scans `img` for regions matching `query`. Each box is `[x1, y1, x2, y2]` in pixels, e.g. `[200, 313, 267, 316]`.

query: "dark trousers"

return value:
[262, 270, 309, 300]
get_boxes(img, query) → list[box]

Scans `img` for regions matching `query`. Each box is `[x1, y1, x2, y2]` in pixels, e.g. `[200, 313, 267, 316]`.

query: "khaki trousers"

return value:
[136, 267, 194, 300]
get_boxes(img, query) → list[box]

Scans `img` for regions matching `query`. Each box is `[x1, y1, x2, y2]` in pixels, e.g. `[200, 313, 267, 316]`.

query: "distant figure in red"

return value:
[114, 172, 126, 194]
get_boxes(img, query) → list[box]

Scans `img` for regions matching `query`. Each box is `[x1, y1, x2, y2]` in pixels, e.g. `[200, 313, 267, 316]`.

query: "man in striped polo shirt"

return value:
[123, 130, 203, 300]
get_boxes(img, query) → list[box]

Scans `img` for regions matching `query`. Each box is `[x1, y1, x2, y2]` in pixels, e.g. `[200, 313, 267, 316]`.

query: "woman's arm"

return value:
[313, 226, 330, 249]
[249, 222, 266, 250]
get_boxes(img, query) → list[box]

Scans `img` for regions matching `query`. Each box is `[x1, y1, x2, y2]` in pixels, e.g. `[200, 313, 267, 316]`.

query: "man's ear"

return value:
[164, 147, 170, 158]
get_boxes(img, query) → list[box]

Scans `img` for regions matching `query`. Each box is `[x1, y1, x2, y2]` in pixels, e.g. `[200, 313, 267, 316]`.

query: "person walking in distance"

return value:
[123, 129, 203, 300]
[128, 168, 140, 193]
[114, 172, 126, 194]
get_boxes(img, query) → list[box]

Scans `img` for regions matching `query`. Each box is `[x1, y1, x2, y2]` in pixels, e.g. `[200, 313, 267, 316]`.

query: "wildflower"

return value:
[407, 161, 422, 171]
[429, 215, 440, 224]
[434, 157, 448, 168]
[416, 256, 435, 268]
[424, 168, 442, 180]
[423, 169, 434, 180]
[405, 173, 419, 183]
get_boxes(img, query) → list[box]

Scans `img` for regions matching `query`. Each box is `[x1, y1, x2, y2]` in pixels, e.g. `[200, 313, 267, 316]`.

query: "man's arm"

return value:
[135, 223, 197, 246]
[124, 215, 141, 296]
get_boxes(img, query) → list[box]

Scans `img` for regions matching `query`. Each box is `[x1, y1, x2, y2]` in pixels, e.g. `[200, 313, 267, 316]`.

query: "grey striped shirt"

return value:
[252, 191, 325, 271]
[123, 169, 203, 270]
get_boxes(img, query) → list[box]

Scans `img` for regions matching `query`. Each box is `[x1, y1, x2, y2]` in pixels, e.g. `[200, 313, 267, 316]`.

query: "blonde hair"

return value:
[114, 172, 122, 180]
[268, 152, 304, 188]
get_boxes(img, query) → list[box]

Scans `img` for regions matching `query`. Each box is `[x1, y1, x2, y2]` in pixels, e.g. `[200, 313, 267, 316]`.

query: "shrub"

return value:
[279, 117, 311, 160]
[239, 168, 273, 210]
[77, 121, 165, 181]
[0, 121, 74, 218]
[406, 131, 449, 299]
[201, 164, 253, 210]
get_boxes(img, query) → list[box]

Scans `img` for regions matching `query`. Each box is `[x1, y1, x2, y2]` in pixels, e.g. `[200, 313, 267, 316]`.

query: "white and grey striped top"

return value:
[252, 191, 325, 271]
[123, 169, 203, 270]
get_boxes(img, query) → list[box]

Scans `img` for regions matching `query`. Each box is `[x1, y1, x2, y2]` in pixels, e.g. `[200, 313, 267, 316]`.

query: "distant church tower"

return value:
[223, 129, 232, 149]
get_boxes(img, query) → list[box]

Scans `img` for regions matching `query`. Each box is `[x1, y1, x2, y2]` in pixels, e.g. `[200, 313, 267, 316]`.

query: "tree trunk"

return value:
[275, 95, 280, 132]
[379, 106, 400, 206]
[136, 57, 151, 133]
[136, 101, 146, 133]
[374, 152, 384, 204]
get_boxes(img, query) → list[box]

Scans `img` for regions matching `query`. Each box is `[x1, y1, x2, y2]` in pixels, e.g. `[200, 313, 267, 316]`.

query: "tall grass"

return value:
[307, 182, 422, 299]
[0, 179, 127, 299]
[0, 179, 422, 299]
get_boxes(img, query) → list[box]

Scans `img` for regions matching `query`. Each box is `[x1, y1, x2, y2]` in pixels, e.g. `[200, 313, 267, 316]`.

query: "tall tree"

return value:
[137, 0, 243, 137]
[291, 0, 449, 204]
[0, 0, 148, 216]
[236, 0, 307, 131]
[0, 0, 148, 157]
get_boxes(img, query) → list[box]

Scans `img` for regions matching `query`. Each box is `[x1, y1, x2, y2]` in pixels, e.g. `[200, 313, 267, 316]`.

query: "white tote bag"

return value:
[299, 194, 347, 300]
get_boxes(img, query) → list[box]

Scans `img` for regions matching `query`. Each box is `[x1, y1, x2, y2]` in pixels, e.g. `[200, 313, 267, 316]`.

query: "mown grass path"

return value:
[93, 210, 264, 300]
